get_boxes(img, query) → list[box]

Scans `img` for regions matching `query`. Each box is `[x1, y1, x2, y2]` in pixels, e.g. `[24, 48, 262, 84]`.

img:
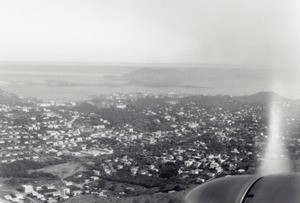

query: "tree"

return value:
[159, 162, 179, 179]
[168, 199, 176, 203]
[98, 179, 106, 189]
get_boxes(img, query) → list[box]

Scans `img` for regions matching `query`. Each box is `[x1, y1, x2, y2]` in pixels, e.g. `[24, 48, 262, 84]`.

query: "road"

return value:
[68, 114, 80, 125]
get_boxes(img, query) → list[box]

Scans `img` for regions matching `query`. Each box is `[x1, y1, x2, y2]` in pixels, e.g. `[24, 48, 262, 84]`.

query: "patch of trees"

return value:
[74, 94, 280, 133]
[43, 157, 67, 165]
[28, 171, 58, 179]
[67, 190, 186, 203]
[0, 160, 59, 179]
[128, 97, 169, 111]
[73, 102, 100, 114]
[159, 162, 180, 179]
[99, 108, 155, 132]
[102, 171, 170, 188]
[13, 116, 30, 126]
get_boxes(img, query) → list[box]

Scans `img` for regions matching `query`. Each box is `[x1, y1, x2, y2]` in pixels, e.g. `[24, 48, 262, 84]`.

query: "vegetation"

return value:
[0, 160, 63, 179]
[102, 171, 170, 188]
[65, 190, 187, 203]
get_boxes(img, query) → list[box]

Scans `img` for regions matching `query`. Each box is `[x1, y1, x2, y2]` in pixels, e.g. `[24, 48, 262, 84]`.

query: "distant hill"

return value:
[74, 92, 292, 116]
[235, 91, 291, 105]
[0, 89, 39, 106]
[104, 68, 186, 87]
[103, 67, 273, 89]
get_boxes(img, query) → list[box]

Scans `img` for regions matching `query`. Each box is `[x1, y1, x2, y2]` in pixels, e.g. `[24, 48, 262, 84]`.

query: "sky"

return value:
[0, 0, 299, 66]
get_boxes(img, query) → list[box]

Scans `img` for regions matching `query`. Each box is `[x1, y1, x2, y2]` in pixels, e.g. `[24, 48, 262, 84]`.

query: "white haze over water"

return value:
[0, 65, 299, 102]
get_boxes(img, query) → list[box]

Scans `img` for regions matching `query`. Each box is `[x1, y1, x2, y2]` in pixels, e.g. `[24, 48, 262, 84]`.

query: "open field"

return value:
[29, 162, 83, 180]
[0, 178, 21, 203]
[0, 178, 20, 195]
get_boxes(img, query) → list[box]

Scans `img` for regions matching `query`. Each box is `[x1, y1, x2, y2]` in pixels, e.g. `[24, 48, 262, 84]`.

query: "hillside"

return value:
[71, 92, 300, 134]
[235, 91, 291, 105]
[73, 102, 100, 114]
[103, 67, 273, 89]
[76, 92, 292, 115]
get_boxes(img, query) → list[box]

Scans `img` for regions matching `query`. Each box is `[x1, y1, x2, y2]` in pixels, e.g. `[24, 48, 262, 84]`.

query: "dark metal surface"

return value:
[185, 175, 261, 203]
[185, 174, 300, 203]
[244, 174, 300, 203]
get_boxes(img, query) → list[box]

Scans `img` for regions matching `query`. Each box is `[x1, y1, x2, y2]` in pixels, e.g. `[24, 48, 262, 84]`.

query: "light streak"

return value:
[258, 101, 290, 175]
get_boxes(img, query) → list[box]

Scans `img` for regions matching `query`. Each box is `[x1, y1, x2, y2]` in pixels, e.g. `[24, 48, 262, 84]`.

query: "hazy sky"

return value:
[0, 0, 299, 66]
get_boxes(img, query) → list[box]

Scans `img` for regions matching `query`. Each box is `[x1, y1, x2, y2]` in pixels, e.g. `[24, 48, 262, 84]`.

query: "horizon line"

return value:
[0, 61, 292, 69]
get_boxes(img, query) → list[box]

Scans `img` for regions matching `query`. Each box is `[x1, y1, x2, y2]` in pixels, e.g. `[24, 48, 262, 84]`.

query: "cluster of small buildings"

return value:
[0, 92, 300, 200]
